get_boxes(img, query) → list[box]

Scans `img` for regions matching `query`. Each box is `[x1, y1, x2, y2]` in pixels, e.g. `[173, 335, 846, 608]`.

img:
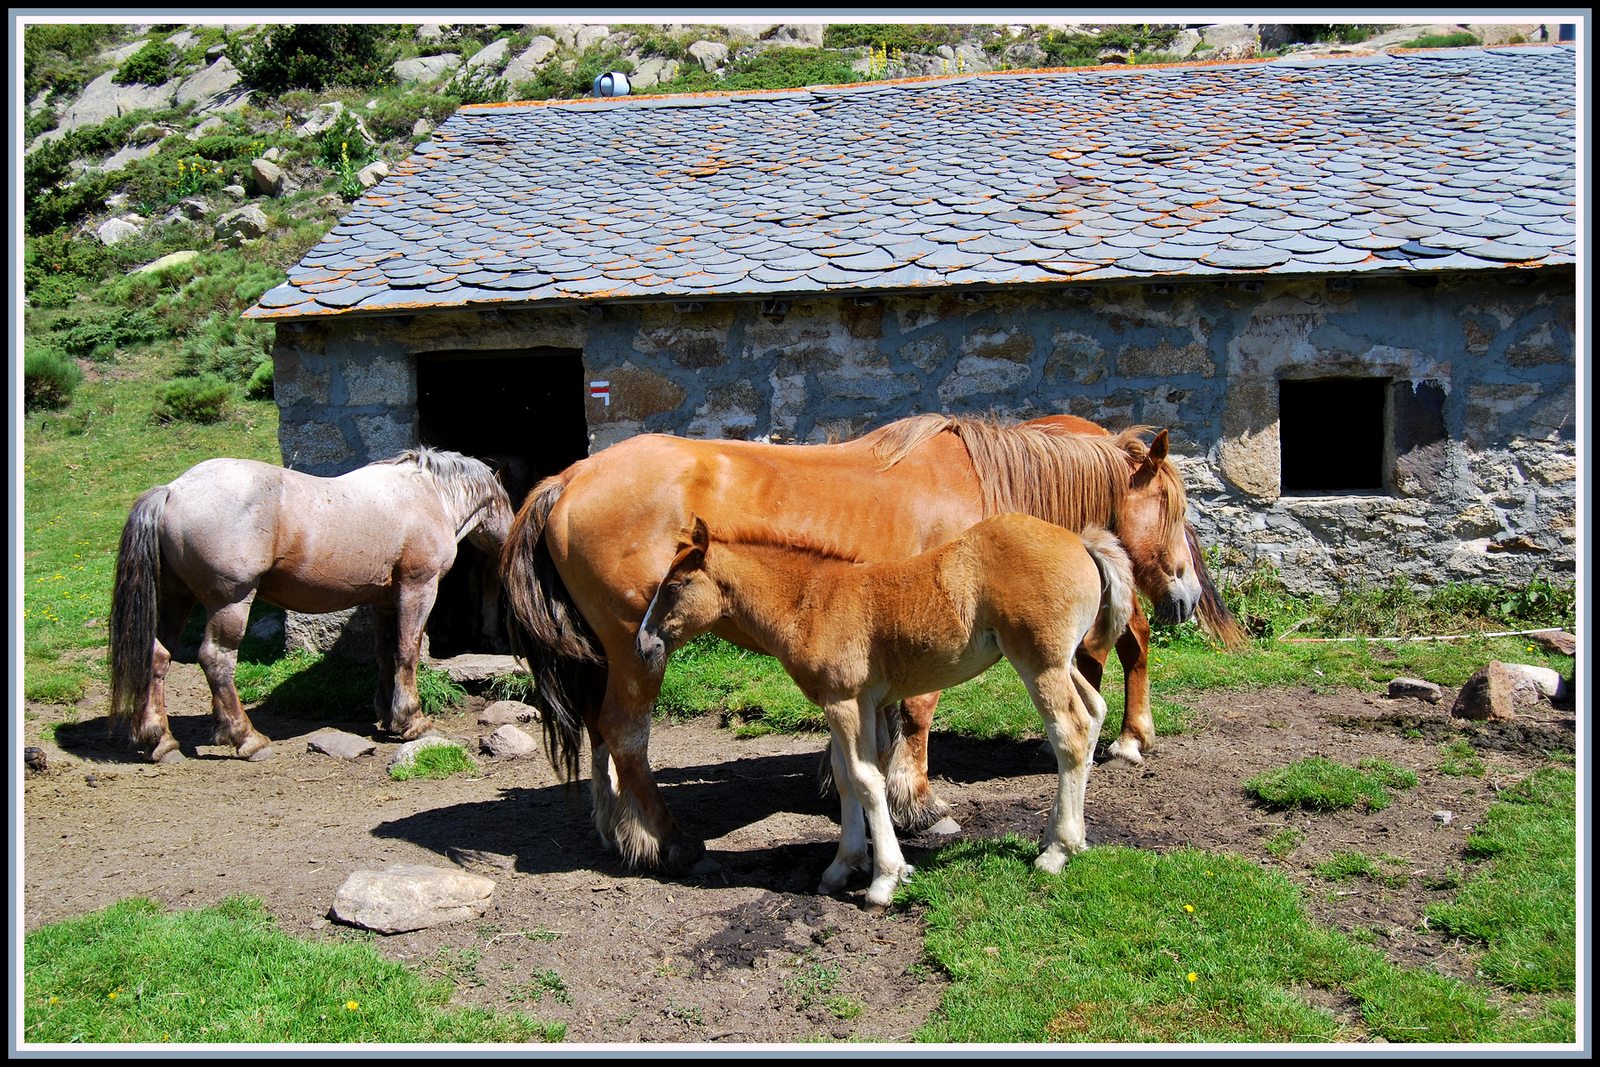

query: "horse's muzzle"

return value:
[1153, 591, 1198, 626]
[636, 629, 668, 673]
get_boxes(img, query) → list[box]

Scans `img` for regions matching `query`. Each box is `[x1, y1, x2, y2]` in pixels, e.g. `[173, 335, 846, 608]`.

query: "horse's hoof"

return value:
[245, 745, 277, 763]
[863, 901, 889, 915]
[1102, 740, 1146, 768]
[922, 816, 962, 836]
[660, 837, 707, 877]
[397, 718, 435, 742]
[156, 747, 187, 765]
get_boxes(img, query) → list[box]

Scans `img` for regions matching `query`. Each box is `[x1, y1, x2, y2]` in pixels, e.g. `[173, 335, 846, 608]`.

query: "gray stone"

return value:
[575, 25, 611, 52]
[388, 735, 466, 772]
[176, 56, 244, 110]
[250, 158, 287, 197]
[416, 23, 447, 42]
[1532, 630, 1577, 657]
[412, 117, 434, 138]
[1200, 23, 1261, 60]
[503, 37, 559, 86]
[631, 57, 680, 90]
[41, 69, 176, 140]
[479, 700, 537, 726]
[1387, 677, 1443, 704]
[102, 142, 161, 173]
[305, 728, 378, 760]
[1432, 810, 1454, 826]
[97, 218, 141, 246]
[393, 53, 462, 85]
[480, 725, 538, 759]
[214, 203, 269, 244]
[467, 38, 511, 70]
[330, 863, 495, 934]
[357, 160, 389, 189]
[436, 654, 521, 684]
[688, 40, 729, 72]
[763, 24, 824, 47]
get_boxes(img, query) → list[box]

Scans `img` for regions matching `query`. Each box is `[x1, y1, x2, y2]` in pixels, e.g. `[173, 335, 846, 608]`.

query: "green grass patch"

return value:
[1264, 828, 1303, 859]
[1245, 757, 1418, 812]
[389, 743, 478, 782]
[1427, 769, 1576, 994]
[904, 836, 1567, 1043]
[656, 634, 821, 735]
[1400, 32, 1480, 49]
[1439, 737, 1487, 777]
[1314, 851, 1409, 888]
[23, 896, 563, 1043]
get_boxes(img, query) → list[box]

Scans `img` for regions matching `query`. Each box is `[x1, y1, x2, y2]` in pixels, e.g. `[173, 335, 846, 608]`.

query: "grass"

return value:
[388, 743, 478, 782]
[1244, 757, 1419, 812]
[1313, 851, 1409, 888]
[22, 896, 564, 1043]
[903, 830, 1573, 1043]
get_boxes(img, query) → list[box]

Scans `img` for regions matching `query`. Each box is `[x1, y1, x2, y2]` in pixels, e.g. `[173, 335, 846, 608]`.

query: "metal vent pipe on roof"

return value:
[594, 71, 630, 97]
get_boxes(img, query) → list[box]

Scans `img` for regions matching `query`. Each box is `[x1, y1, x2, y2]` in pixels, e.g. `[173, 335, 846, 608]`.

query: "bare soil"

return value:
[20, 660, 1575, 1045]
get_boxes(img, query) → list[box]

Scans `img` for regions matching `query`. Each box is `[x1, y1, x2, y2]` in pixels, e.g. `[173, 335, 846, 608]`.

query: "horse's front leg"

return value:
[388, 580, 440, 740]
[1105, 604, 1153, 766]
[596, 654, 706, 876]
[197, 596, 275, 761]
[1028, 663, 1105, 874]
[822, 696, 913, 911]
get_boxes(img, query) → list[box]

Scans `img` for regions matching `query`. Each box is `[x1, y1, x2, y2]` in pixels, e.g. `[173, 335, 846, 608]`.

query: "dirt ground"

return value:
[19, 659, 1576, 1045]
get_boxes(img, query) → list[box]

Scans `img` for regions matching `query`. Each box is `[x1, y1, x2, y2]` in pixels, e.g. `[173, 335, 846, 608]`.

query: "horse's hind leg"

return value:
[140, 579, 196, 763]
[1027, 663, 1105, 874]
[197, 596, 274, 761]
[820, 693, 956, 833]
[595, 657, 705, 875]
[1104, 604, 1153, 766]
[371, 605, 399, 733]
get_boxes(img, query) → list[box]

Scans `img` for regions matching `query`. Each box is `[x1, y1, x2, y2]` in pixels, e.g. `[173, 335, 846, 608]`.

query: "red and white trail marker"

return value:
[589, 380, 610, 407]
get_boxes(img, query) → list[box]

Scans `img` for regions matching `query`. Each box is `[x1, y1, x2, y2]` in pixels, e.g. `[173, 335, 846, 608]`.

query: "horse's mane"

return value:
[379, 447, 510, 525]
[858, 414, 1186, 542]
[707, 524, 865, 565]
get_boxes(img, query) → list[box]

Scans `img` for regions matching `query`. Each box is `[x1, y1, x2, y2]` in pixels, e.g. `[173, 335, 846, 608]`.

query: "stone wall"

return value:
[273, 269, 1575, 604]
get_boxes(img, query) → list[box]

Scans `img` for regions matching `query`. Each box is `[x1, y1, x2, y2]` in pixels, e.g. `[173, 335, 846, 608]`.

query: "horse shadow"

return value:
[371, 732, 1058, 892]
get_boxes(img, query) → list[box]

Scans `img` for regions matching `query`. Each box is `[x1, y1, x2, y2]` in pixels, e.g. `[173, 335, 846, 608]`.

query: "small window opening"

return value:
[1279, 377, 1388, 495]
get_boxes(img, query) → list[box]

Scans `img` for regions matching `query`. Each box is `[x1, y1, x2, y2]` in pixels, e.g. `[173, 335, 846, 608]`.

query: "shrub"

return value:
[22, 23, 117, 99]
[154, 374, 234, 424]
[176, 313, 273, 382]
[229, 25, 398, 93]
[244, 359, 275, 399]
[114, 38, 178, 86]
[50, 307, 167, 361]
[445, 63, 509, 106]
[23, 346, 83, 411]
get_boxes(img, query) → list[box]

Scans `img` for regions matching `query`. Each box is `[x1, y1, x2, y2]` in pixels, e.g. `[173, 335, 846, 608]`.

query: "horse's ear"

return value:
[1148, 429, 1169, 463]
[1131, 429, 1169, 486]
[690, 515, 710, 553]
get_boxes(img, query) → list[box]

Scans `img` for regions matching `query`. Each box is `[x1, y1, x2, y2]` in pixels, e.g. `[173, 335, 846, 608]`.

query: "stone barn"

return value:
[246, 43, 1577, 655]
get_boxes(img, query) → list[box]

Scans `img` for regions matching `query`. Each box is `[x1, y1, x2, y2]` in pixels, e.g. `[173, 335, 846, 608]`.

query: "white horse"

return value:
[109, 448, 513, 762]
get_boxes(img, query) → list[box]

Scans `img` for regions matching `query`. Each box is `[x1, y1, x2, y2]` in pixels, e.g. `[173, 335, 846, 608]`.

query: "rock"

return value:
[480, 725, 538, 759]
[479, 700, 536, 726]
[503, 37, 559, 86]
[434, 653, 520, 684]
[357, 160, 389, 189]
[387, 735, 462, 771]
[1433, 810, 1454, 826]
[1531, 630, 1577, 656]
[250, 157, 287, 197]
[221, 183, 246, 201]
[762, 24, 824, 48]
[688, 40, 729, 72]
[175, 56, 244, 111]
[1498, 662, 1571, 706]
[133, 249, 200, 274]
[467, 38, 511, 70]
[25, 747, 47, 774]
[102, 142, 162, 173]
[416, 23, 447, 42]
[1451, 662, 1516, 721]
[630, 57, 680, 91]
[575, 25, 611, 52]
[393, 53, 462, 85]
[38, 69, 176, 141]
[330, 863, 494, 934]
[306, 728, 378, 760]
[214, 203, 269, 244]
[97, 217, 141, 246]
[1199, 23, 1260, 60]
[1387, 677, 1443, 704]
[174, 197, 210, 219]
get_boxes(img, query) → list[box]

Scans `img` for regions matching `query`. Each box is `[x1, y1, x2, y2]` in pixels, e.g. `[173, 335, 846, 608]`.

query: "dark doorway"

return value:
[416, 347, 590, 655]
[1279, 377, 1388, 495]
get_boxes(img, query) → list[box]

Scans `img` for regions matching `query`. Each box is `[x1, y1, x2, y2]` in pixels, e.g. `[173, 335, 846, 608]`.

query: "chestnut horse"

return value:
[502, 414, 1235, 874]
[109, 448, 514, 763]
[637, 514, 1135, 908]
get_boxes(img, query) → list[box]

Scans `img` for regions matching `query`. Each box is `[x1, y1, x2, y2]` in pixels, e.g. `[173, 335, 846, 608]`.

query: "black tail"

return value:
[499, 474, 605, 784]
[1187, 523, 1248, 650]
[108, 487, 169, 734]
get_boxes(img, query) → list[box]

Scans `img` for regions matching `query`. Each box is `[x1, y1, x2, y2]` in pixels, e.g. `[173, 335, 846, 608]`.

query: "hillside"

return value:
[20, 18, 1557, 416]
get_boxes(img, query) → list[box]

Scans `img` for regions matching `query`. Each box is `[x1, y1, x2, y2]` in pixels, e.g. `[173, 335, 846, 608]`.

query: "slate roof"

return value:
[246, 45, 1577, 321]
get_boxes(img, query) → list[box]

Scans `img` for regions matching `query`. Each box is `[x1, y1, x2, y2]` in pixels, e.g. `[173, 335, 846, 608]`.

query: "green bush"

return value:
[114, 38, 178, 86]
[244, 359, 275, 399]
[154, 374, 234, 424]
[50, 307, 167, 361]
[229, 25, 398, 93]
[23, 23, 118, 99]
[23, 346, 84, 412]
[445, 63, 509, 106]
[824, 24, 971, 52]
[176, 313, 273, 382]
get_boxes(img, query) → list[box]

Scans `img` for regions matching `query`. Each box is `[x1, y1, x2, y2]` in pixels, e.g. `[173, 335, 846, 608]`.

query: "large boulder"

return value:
[392, 53, 462, 85]
[331, 863, 495, 934]
[503, 36, 559, 86]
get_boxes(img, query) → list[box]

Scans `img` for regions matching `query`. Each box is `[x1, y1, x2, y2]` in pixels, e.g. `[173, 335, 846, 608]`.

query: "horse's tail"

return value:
[499, 473, 604, 784]
[1185, 523, 1249, 650]
[108, 487, 169, 737]
[1080, 524, 1136, 659]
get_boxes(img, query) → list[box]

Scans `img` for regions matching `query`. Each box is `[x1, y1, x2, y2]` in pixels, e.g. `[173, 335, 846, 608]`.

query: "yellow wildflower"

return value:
[1186, 972, 1198, 983]
[345, 1000, 360, 1011]
[1183, 904, 1195, 914]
